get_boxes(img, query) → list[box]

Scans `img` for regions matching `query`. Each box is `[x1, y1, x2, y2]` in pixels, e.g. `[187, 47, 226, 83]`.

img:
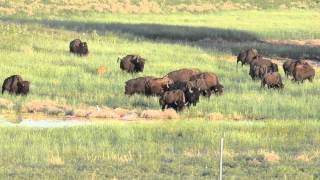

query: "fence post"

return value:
[219, 136, 224, 180]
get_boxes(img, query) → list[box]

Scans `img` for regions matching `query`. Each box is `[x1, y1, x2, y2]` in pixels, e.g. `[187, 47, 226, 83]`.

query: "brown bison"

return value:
[190, 72, 224, 96]
[125, 76, 154, 95]
[145, 76, 174, 96]
[119, 55, 145, 73]
[261, 72, 284, 89]
[159, 89, 185, 112]
[237, 48, 259, 66]
[69, 39, 88, 56]
[282, 59, 296, 78]
[293, 61, 315, 83]
[167, 68, 201, 83]
[2, 75, 30, 95]
[249, 56, 278, 80]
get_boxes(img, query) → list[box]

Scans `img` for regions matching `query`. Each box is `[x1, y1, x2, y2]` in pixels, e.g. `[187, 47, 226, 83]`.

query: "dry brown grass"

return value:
[263, 151, 281, 162]
[48, 155, 65, 167]
[140, 109, 179, 119]
[0, 98, 14, 109]
[23, 100, 72, 115]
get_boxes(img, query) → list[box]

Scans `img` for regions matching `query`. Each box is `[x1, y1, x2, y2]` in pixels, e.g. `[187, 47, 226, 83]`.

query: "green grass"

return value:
[1, 120, 320, 179]
[0, 11, 320, 120]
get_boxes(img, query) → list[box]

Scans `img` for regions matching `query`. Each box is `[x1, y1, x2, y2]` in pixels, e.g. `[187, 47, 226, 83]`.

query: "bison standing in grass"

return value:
[2, 75, 30, 95]
[237, 48, 259, 66]
[159, 89, 185, 112]
[119, 55, 145, 73]
[125, 76, 154, 95]
[293, 60, 315, 83]
[145, 76, 174, 96]
[249, 56, 278, 80]
[69, 39, 88, 56]
[261, 72, 284, 89]
[166, 68, 201, 83]
[190, 72, 224, 96]
[282, 59, 296, 78]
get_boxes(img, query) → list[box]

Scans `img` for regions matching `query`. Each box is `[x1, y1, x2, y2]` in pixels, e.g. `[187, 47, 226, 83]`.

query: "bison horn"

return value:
[189, 88, 193, 93]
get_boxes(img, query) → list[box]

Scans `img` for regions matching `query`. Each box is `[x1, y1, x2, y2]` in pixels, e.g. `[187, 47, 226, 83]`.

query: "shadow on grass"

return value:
[1, 17, 319, 61]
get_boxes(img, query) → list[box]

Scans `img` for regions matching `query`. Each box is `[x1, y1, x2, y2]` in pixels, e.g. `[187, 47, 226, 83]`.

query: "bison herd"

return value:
[125, 68, 224, 111]
[237, 48, 315, 89]
[1, 39, 317, 112]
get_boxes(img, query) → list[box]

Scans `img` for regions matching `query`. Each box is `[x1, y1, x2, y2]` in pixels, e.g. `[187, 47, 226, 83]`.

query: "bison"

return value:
[69, 39, 88, 56]
[282, 59, 297, 78]
[292, 61, 315, 83]
[261, 72, 284, 89]
[17, 81, 30, 95]
[164, 81, 200, 107]
[145, 76, 174, 96]
[167, 68, 201, 83]
[190, 72, 224, 96]
[237, 48, 259, 67]
[159, 89, 185, 112]
[249, 56, 278, 80]
[125, 76, 154, 95]
[119, 55, 145, 73]
[2, 75, 30, 95]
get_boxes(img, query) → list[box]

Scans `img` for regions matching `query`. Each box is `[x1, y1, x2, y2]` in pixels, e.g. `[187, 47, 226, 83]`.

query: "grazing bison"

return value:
[167, 68, 201, 83]
[237, 48, 259, 66]
[249, 56, 278, 80]
[145, 76, 174, 96]
[282, 59, 297, 78]
[159, 89, 185, 112]
[119, 55, 145, 73]
[190, 72, 224, 96]
[293, 61, 315, 83]
[2, 75, 29, 95]
[69, 39, 88, 56]
[125, 76, 154, 95]
[261, 72, 284, 89]
[164, 81, 200, 107]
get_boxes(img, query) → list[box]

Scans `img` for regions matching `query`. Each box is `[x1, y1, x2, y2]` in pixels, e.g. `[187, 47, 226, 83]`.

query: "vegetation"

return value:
[1, 120, 320, 179]
[0, 1, 319, 179]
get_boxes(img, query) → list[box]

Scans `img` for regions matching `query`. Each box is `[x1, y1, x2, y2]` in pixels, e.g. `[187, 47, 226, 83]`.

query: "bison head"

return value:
[133, 58, 145, 72]
[17, 81, 30, 95]
[79, 42, 88, 55]
[213, 84, 224, 95]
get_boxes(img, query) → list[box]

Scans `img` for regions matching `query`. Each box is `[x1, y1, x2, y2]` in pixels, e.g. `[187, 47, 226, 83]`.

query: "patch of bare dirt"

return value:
[140, 109, 179, 119]
[23, 100, 73, 116]
[266, 39, 320, 47]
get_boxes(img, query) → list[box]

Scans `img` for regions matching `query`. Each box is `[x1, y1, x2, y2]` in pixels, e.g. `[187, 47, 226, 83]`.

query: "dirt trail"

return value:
[266, 39, 320, 47]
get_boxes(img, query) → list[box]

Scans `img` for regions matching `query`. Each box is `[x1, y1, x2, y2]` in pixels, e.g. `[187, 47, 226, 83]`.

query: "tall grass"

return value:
[0, 120, 319, 179]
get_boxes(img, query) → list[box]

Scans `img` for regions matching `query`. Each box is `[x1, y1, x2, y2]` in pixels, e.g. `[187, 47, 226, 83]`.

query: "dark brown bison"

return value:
[190, 72, 224, 96]
[282, 59, 296, 78]
[125, 76, 154, 95]
[69, 39, 88, 56]
[237, 48, 259, 66]
[249, 56, 278, 80]
[166, 68, 201, 83]
[159, 89, 185, 112]
[293, 61, 315, 83]
[119, 55, 145, 73]
[164, 81, 201, 107]
[145, 76, 174, 96]
[261, 72, 284, 89]
[2, 75, 29, 95]
[17, 81, 30, 95]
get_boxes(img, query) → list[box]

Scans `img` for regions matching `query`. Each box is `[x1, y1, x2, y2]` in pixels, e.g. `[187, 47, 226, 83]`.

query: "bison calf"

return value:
[159, 90, 185, 112]
[261, 72, 284, 89]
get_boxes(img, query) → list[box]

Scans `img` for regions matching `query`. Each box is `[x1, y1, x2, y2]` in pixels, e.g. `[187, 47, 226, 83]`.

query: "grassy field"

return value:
[0, 1, 320, 179]
[1, 120, 320, 179]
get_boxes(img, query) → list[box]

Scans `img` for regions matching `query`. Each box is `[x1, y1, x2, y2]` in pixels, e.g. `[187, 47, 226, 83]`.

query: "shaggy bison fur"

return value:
[145, 76, 174, 96]
[261, 72, 284, 89]
[69, 39, 88, 56]
[293, 61, 315, 83]
[2, 75, 30, 95]
[119, 55, 145, 73]
[190, 72, 224, 96]
[166, 68, 201, 83]
[237, 48, 259, 66]
[159, 89, 185, 112]
[125, 76, 154, 95]
[164, 81, 200, 107]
